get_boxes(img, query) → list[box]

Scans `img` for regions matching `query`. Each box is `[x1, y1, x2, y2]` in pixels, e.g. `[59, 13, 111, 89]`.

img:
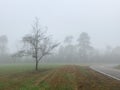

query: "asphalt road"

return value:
[90, 65, 120, 81]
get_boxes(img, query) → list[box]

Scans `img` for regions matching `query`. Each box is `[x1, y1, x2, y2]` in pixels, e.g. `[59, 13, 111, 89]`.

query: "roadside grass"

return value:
[114, 65, 120, 69]
[77, 66, 120, 90]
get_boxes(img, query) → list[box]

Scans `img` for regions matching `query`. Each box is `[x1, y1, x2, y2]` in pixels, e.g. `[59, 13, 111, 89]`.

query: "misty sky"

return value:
[0, 0, 120, 52]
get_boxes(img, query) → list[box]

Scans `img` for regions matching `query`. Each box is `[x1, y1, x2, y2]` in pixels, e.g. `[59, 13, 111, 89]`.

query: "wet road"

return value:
[90, 65, 120, 80]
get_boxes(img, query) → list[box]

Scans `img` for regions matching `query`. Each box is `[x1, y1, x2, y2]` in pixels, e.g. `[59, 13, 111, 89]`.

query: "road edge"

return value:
[90, 66, 120, 81]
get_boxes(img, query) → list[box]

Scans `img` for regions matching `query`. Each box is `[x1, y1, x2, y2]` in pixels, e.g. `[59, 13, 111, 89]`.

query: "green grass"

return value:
[0, 64, 33, 74]
[0, 63, 57, 90]
[114, 65, 120, 69]
[0, 63, 61, 74]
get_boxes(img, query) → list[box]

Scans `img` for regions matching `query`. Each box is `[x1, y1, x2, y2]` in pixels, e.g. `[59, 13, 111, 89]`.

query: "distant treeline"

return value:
[0, 33, 120, 64]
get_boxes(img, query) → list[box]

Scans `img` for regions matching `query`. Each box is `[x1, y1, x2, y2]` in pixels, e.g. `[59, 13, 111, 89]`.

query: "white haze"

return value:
[0, 0, 120, 52]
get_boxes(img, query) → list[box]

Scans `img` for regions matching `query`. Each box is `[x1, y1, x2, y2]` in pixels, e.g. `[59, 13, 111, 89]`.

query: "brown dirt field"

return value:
[37, 65, 120, 90]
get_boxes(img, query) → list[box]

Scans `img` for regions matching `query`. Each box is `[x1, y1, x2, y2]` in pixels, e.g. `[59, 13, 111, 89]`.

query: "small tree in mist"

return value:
[63, 35, 77, 62]
[0, 35, 9, 63]
[0, 35, 8, 55]
[18, 18, 59, 71]
[64, 35, 73, 45]
[77, 32, 93, 61]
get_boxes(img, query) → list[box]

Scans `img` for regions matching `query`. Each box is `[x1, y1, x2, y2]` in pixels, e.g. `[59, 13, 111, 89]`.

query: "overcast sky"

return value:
[0, 0, 120, 52]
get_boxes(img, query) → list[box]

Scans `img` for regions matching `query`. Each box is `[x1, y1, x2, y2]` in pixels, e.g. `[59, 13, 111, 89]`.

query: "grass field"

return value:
[115, 65, 120, 69]
[0, 64, 120, 90]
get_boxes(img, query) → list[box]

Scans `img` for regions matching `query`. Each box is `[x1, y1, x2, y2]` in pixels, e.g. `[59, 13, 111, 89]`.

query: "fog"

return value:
[0, 0, 120, 64]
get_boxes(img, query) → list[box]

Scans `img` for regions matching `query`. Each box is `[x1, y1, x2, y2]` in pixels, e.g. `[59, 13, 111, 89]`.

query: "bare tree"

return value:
[18, 18, 59, 71]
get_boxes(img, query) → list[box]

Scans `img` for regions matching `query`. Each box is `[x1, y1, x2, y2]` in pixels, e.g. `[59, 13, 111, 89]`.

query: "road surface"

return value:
[90, 65, 120, 81]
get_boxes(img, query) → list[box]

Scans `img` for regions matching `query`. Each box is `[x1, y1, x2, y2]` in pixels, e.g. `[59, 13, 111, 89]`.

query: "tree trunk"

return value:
[35, 59, 38, 71]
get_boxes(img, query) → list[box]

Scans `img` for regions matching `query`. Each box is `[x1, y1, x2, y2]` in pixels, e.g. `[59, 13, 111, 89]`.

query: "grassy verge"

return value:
[114, 65, 120, 69]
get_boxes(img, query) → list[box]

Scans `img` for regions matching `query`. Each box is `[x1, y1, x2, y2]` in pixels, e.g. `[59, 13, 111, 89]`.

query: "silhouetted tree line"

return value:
[43, 32, 120, 64]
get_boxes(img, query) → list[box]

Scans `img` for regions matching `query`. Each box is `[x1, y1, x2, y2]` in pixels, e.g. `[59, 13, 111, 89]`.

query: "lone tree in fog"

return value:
[64, 35, 73, 45]
[0, 35, 8, 55]
[18, 18, 59, 71]
[63, 35, 76, 62]
[77, 32, 93, 60]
